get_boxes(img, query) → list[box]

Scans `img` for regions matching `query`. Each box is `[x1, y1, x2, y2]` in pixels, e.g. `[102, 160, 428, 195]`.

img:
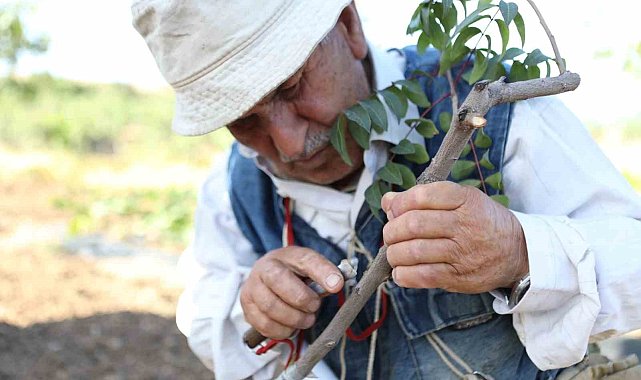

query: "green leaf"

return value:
[469, 50, 488, 83]
[360, 97, 388, 133]
[459, 179, 482, 188]
[484, 35, 493, 57]
[397, 79, 430, 108]
[398, 164, 417, 190]
[453, 3, 493, 37]
[381, 86, 408, 121]
[526, 64, 541, 79]
[480, 150, 495, 170]
[343, 104, 371, 132]
[524, 49, 549, 67]
[436, 1, 458, 34]
[347, 120, 370, 149]
[498, 1, 518, 26]
[484, 59, 507, 81]
[406, 118, 439, 139]
[461, 0, 470, 16]
[460, 143, 471, 158]
[406, 143, 430, 164]
[513, 12, 525, 47]
[378, 161, 404, 185]
[545, 60, 551, 77]
[509, 60, 528, 82]
[451, 46, 471, 67]
[390, 139, 416, 155]
[439, 111, 452, 133]
[365, 181, 383, 211]
[411, 69, 434, 79]
[451, 160, 476, 180]
[439, 49, 454, 76]
[453, 26, 481, 54]
[491, 194, 510, 207]
[406, 3, 424, 34]
[425, 10, 447, 51]
[474, 129, 492, 149]
[504, 47, 525, 61]
[495, 19, 509, 55]
[485, 172, 503, 190]
[330, 115, 352, 166]
[443, 0, 454, 16]
[418, 32, 430, 55]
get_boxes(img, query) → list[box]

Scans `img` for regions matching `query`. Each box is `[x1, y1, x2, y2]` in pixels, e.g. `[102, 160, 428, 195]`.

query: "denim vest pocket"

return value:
[386, 281, 495, 339]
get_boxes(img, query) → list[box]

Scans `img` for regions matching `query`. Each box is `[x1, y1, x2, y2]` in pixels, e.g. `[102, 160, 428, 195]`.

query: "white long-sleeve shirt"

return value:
[175, 47, 641, 378]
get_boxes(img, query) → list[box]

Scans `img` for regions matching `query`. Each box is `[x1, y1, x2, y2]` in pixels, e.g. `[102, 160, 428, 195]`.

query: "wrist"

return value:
[509, 214, 530, 288]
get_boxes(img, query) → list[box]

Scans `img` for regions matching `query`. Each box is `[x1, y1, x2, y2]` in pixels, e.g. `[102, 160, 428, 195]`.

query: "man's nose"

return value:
[260, 101, 308, 161]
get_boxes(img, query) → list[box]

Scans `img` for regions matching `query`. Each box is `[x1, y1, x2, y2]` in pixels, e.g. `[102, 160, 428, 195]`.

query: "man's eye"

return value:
[228, 114, 258, 133]
[279, 82, 301, 101]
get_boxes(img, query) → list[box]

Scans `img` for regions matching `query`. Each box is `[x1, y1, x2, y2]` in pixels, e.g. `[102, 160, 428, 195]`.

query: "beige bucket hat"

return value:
[131, 0, 352, 136]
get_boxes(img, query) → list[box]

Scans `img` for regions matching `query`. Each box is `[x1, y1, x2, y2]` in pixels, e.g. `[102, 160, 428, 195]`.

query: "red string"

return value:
[337, 289, 388, 342]
[295, 330, 304, 361]
[256, 338, 297, 366]
[284, 197, 295, 246]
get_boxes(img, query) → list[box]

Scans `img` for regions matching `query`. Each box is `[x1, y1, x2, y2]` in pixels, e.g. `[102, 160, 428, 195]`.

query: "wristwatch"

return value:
[508, 273, 531, 309]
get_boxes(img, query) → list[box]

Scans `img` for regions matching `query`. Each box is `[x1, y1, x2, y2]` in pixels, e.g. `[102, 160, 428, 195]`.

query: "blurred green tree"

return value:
[0, 2, 48, 76]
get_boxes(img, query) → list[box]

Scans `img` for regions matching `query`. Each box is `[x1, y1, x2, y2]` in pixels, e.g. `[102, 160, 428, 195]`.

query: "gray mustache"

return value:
[278, 129, 332, 163]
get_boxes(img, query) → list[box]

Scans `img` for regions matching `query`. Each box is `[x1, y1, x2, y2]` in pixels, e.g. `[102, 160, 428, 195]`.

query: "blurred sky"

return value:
[9, 0, 641, 126]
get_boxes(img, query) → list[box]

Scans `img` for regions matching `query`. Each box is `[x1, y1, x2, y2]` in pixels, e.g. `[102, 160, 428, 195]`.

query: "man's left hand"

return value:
[381, 181, 529, 293]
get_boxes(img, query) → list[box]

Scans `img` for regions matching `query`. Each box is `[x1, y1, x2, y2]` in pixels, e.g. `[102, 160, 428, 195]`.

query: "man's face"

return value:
[227, 17, 371, 186]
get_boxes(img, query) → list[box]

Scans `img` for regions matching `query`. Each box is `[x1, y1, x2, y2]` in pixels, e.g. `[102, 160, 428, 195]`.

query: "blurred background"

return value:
[1, 0, 639, 378]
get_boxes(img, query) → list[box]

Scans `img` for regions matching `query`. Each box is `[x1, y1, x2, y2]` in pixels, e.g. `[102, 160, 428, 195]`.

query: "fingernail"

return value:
[325, 273, 341, 288]
[382, 192, 397, 220]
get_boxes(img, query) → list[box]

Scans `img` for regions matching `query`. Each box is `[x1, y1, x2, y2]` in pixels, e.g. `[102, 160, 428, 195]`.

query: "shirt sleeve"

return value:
[494, 96, 641, 370]
[175, 154, 287, 380]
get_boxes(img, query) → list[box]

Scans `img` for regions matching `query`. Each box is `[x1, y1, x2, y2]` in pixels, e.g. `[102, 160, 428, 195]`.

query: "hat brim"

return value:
[170, 0, 352, 136]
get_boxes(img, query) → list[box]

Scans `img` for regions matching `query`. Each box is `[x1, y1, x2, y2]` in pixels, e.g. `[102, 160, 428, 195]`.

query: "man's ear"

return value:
[337, 3, 368, 60]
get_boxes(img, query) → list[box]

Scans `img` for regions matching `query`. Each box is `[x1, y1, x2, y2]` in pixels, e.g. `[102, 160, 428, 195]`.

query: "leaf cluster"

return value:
[407, 0, 556, 83]
[331, 0, 564, 214]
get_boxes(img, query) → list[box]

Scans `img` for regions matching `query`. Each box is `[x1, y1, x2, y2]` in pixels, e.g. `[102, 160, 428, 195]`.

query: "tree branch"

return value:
[446, 69, 459, 114]
[279, 71, 580, 380]
[525, 0, 566, 74]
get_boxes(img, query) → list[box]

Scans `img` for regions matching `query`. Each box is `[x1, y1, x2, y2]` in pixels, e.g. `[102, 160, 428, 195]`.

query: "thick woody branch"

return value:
[279, 71, 580, 380]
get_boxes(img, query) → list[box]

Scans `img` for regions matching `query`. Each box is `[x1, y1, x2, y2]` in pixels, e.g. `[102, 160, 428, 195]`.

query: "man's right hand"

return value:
[240, 247, 344, 339]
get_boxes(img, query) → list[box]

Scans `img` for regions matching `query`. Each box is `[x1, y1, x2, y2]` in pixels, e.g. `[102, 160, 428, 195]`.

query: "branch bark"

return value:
[525, 0, 566, 74]
[279, 71, 580, 380]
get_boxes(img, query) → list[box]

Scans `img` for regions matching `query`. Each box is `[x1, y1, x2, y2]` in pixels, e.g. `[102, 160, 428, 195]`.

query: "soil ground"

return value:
[0, 155, 213, 379]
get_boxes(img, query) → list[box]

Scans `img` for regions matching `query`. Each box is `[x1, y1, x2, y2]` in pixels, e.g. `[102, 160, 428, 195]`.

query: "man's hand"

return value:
[240, 247, 344, 340]
[381, 181, 529, 294]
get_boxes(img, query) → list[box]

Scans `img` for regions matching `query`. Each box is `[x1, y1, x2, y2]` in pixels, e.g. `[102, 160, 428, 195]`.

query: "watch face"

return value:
[508, 274, 530, 309]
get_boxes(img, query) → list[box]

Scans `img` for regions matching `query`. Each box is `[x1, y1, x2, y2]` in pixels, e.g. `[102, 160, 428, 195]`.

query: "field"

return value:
[1, 75, 640, 378]
[0, 76, 230, 378]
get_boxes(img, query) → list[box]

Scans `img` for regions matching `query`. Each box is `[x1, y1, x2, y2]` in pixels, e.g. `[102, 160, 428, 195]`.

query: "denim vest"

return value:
[228, 47, 558, 379]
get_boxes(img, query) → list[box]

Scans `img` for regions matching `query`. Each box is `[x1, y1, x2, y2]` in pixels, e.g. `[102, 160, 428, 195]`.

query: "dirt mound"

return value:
[0, 313, 211, 379]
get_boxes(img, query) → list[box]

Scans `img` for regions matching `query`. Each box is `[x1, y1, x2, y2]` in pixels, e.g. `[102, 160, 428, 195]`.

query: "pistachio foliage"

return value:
[330, 0, 558, 216]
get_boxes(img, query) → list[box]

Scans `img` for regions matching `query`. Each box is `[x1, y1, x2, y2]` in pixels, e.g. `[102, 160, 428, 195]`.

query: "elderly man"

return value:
[132, 1, 641, 379]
